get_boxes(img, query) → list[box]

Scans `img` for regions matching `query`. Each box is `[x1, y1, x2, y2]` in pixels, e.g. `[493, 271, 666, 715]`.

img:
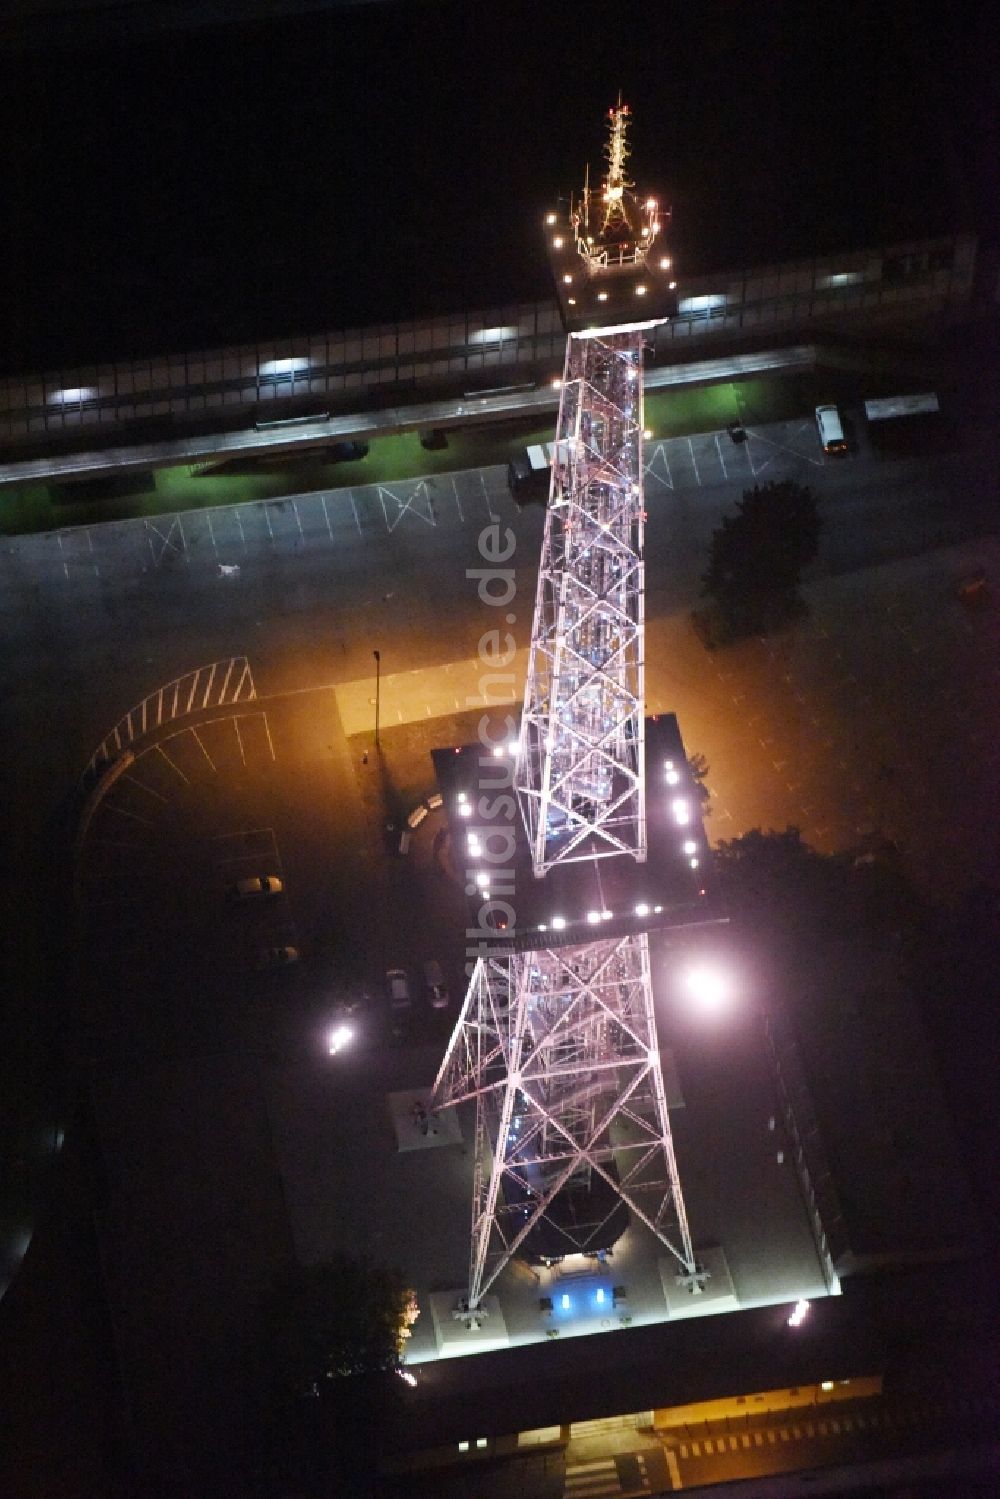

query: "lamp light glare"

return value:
[683, 964, 732, 1014]
[327, 1023, 353, 1055]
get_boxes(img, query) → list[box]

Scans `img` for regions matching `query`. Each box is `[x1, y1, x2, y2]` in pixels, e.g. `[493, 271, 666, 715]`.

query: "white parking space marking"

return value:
[378, 480, 438, 532]
[686, 436, 701, 485]
[155, 741, 189, 785]
[191, 728, 216, 771]
[480, 471, 498, 521]
[106, 803, 153, 827]
[714, 432, 729, 480]
[120, 772, 168, 804]
[213, 828, 280, 864]
[144, 516, 186, 566]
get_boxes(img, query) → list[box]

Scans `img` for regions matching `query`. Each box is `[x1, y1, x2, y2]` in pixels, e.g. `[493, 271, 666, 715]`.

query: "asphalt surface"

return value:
[1, 411, 998, 1492]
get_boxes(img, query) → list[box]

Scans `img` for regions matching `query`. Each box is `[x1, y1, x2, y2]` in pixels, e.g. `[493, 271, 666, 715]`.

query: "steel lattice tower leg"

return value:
[434, 936, 698, 1311]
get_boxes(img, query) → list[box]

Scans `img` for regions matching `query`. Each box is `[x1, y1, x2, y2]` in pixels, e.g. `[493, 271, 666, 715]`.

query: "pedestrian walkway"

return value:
[0, 345, 819, 486]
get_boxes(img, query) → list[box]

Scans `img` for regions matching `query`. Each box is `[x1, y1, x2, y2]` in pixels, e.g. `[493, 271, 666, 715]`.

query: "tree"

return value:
[264, 1253, 418, 1399]
[714, 826, 919, 938]
[688, 752, 712, 814]
[700, 480, 821, 640]
[262, 1255, 419, 1496]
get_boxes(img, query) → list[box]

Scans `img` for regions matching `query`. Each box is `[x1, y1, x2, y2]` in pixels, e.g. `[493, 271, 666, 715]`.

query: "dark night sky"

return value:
[1, 0, 994, 372]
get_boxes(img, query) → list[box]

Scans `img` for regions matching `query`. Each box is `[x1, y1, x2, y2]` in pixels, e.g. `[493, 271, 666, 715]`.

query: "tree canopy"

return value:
[264, 1253, 419, 1400]
[700, 479, 821, 639]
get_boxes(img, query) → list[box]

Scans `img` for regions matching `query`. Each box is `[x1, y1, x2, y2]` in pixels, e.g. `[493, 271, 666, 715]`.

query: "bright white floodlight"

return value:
[328, 1023, 353, 1055]
[787, 1298, 811, 1327]
[681, 964, 732, 1015]
[259, 357, 311, 376]
[49, 386, 98, 405]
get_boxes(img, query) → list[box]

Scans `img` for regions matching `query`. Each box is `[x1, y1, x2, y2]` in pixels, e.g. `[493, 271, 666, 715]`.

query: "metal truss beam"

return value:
[433, 937, 697, 1310]
[515, 329, 648, 878]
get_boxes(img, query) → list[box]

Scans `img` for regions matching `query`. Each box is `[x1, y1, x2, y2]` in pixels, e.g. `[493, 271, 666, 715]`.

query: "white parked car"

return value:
[386, 968, 412, 1011]
[423, 960, 449, 1009]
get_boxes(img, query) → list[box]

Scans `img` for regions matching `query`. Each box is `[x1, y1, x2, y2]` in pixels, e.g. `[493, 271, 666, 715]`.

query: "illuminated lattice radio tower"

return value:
[434, 101, 705, 1320]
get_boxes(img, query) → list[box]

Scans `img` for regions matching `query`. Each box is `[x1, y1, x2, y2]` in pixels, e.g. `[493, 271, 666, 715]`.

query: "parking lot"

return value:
[6, 400, 997, 1481]
[644, 415, 832, 494]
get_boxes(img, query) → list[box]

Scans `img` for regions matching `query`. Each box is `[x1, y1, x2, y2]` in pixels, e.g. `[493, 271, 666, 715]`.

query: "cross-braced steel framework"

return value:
[516, 328, 647, 878]
[433, 937, 696, 1311]
[434, 102, 702, 1319]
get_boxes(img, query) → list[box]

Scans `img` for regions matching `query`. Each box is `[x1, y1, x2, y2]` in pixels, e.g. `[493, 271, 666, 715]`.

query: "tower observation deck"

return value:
[434, 102, 708, 1321]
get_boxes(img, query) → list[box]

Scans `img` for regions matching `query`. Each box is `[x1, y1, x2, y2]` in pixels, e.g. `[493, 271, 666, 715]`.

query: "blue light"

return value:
[561, 1293, 571, 1310]
[596, 1287, 605, 1305]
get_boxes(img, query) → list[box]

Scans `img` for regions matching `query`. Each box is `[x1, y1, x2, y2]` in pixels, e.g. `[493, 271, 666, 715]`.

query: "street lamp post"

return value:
[373, 650, 381, 749]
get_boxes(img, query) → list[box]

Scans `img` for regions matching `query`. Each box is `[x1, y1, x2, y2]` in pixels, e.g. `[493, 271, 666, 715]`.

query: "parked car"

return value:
[232, 874, 283, 899]
[257, 945, 299, 970]
[815, 404, 847, 454]
[386, 968, 411, 1011]
[423, 959, 449, 1009]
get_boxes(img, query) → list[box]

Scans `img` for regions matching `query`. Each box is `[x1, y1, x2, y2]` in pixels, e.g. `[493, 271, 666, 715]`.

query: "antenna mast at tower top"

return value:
[600, 95, 634, 234]
[548, 95, 676, 330]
